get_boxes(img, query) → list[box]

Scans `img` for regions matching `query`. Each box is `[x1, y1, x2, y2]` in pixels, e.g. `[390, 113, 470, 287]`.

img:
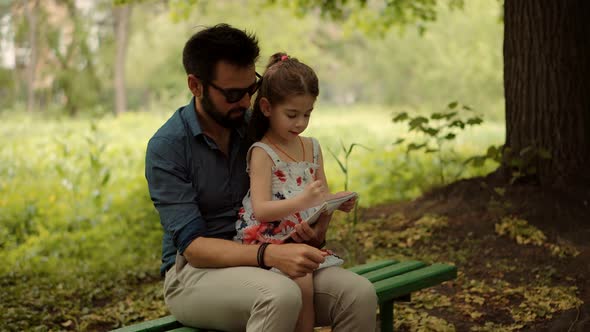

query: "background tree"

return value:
[113, 2, 132, 115]
[23, 0, 38, 113]
[503, 1, 590, 188]
[52, 0, 102, 116]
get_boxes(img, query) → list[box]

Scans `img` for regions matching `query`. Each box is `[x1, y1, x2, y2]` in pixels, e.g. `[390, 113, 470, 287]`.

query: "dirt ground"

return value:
[352, 171, 590, 331]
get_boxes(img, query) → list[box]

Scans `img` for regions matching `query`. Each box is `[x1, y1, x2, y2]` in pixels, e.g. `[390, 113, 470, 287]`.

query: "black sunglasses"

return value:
[207, 72, 262, 104]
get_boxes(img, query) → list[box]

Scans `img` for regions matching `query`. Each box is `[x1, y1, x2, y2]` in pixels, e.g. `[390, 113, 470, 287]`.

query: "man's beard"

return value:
[201, 88, 247, 129]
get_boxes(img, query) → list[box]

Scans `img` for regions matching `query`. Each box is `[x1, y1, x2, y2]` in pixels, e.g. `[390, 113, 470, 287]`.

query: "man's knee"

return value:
[349, 276, 378, 309]
[257, 276, 303, 315]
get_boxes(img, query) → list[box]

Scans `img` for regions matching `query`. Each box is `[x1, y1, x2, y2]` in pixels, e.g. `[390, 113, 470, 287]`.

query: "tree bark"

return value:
[113, 3, 132, 116]
[24, 0, 39, 113]
[503, 0, 590, 187]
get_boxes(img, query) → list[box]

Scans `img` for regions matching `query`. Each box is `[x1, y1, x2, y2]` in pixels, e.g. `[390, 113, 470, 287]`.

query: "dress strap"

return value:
[310, 137, 320, 164]
[246, 142, 283, 173]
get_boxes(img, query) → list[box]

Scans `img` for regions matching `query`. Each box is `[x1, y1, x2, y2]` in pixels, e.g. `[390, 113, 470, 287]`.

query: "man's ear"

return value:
[188, 74, 202, 97]
[260, 97, 271, 117]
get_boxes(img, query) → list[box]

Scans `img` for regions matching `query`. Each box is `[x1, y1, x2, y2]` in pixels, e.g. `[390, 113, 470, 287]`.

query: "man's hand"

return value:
[264, 243, 328, 278]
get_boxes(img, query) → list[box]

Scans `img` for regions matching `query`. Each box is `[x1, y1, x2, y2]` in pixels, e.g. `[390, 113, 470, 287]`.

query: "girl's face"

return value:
[262, 94, 316, 143]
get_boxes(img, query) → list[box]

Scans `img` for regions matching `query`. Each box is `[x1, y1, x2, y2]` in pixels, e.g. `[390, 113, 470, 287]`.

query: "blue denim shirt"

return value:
[145, 98, 251, 276]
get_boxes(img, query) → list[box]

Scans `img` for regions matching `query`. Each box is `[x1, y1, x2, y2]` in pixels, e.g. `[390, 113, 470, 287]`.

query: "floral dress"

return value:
[234, 138, 323, 244]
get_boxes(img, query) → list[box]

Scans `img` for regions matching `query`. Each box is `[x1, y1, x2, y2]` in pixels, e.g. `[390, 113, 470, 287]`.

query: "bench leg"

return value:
[379, 301, 394, 332]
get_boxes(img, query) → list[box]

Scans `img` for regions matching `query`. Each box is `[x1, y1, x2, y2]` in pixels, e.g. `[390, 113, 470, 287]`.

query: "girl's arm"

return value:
[249, 146, 324, 222]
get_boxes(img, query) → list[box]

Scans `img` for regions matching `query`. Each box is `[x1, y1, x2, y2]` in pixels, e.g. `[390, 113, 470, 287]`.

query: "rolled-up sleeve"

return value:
[145, 136, 206, 254]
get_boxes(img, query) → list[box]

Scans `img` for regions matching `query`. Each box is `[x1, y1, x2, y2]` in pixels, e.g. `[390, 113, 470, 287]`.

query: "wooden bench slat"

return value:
[111, 315, 184, 332]
[360, 260, 427, 283]
[373, 263, 457, 303]
[347, 259, 397, 274]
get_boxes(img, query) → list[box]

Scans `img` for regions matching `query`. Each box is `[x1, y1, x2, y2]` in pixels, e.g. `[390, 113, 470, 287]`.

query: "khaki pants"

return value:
[164, 255, 377, 332]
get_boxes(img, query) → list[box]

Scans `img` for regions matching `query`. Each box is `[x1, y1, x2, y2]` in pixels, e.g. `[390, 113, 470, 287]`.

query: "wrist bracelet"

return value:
[257, 243, 272, 270]
[318, 240, 326, 249]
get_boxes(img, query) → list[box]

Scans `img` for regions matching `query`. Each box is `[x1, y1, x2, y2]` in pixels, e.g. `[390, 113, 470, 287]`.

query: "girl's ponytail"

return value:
[247, 52, 319, 141]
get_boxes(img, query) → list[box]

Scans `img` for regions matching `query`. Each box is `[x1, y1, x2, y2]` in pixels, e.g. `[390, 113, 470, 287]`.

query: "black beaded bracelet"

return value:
[257, 243, 272, 270]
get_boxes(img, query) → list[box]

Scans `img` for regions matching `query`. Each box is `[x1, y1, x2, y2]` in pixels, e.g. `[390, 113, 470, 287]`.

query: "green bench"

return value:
[112, 260, 457, 332]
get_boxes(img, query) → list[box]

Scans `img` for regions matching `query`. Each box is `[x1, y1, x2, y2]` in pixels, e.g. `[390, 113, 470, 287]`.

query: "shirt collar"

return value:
[184, 97, 203, 137]
[184, 97, 246, 139]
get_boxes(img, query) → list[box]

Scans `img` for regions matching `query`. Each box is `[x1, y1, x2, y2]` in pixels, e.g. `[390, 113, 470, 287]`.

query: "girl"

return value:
[234, 53, 355, 332]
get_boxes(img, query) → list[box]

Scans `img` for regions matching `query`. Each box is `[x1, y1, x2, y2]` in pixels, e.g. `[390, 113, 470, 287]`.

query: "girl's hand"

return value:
[333, 191, 356, 212]
[291, 213, 332, 248]
[338, 196, 356, 212]
[290, 221, 316, 243]
[300, 180, 327, 209]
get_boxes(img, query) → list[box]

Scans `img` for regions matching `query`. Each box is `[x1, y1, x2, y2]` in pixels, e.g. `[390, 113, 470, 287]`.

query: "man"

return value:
[145, 23, 377, 331]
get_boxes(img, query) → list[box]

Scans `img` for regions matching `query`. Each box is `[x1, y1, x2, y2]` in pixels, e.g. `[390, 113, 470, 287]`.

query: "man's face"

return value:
[200, 61, 258, 129]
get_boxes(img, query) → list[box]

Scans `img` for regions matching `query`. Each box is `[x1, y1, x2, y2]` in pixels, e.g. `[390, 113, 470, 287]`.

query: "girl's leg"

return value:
[293, 273, 315, 332]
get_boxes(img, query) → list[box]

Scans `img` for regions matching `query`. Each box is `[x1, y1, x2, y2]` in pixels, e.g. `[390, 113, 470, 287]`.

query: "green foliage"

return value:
[466, 144, 552, 184]
[271, 0, 465, 36]
[464, 144, 503, 168]
[168, 0, 201, 22]
[503, 146, 552, 184]
[393, 101, 485, 184]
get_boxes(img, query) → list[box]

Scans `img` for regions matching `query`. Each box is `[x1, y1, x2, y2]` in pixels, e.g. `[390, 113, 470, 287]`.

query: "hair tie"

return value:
[280, 55, 289, 61]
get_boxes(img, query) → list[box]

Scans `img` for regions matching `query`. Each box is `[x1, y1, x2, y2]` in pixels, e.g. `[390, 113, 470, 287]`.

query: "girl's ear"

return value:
[188, 74, 203, 98]
[260, 97, 272, 117]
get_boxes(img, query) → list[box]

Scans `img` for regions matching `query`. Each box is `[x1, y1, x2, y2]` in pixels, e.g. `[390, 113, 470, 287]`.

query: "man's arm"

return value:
[184, 237, 328, 278]
[146, 136, 209, 258]
[183, 237, 259, 267]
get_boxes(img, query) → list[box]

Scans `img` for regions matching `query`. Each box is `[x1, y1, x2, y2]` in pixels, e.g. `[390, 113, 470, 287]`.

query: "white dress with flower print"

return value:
[234, 138, 324, 244]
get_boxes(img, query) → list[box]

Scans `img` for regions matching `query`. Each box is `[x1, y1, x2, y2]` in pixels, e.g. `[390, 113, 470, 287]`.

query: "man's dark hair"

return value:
[182, 23, 260, 83]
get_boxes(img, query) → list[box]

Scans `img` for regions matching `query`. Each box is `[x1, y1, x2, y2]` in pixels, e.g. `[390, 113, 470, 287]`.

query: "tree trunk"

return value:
[503, 0, 590, 188]
[24, 0, 39, 113]
[113, 4, 132, 116]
